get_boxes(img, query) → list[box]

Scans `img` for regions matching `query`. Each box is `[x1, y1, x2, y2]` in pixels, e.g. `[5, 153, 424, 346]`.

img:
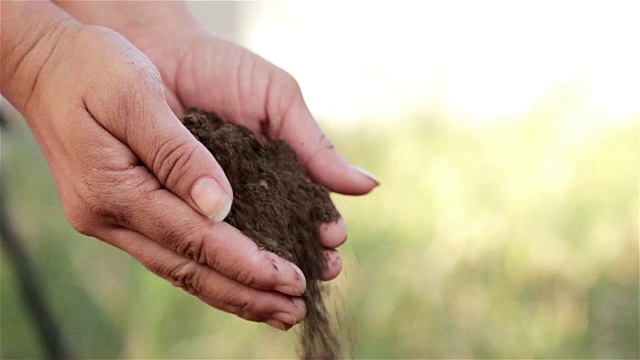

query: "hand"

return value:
[55, 1, 380, 281]
[147, 30, 381, 280]
[2, 2, 308, 331]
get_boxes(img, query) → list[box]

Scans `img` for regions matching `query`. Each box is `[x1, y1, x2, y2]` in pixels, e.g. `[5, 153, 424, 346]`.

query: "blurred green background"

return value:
[2, 96, 638, 359]
[1, 1, 639, 359]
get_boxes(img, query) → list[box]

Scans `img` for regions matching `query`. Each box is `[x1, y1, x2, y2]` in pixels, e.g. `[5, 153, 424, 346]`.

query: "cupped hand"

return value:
[27, 1, 379, 331]
[55, 0, 379, 281]
[21, 24, 308, 330]
[137, 26, 380, 281]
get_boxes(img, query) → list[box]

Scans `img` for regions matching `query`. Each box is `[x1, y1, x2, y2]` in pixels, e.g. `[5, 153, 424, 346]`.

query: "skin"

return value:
[1, 1, 378, 331]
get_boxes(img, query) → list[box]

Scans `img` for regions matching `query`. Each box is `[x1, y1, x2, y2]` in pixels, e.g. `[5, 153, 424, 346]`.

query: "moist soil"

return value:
[182, 109, 342, 359]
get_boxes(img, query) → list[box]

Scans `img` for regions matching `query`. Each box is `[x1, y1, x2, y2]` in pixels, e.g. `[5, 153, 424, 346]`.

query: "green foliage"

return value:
[1, 101, 638, 358]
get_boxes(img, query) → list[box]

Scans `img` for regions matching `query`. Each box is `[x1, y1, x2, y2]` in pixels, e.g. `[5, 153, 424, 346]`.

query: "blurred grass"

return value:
[1, 92, 638, 358]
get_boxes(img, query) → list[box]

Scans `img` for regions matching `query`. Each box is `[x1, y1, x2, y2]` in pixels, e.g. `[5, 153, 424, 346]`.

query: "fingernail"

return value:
[273, 311, 298, 327]
[191, 178, 233, 221]
[351, 165, 380, 186]
[265, 319, 290, 331]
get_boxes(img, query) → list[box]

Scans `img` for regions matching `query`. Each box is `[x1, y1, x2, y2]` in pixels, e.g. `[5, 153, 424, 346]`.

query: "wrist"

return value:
[52, 1, 204, 96]
[1, 1, 80, 113]
[52, 1, 203, 54]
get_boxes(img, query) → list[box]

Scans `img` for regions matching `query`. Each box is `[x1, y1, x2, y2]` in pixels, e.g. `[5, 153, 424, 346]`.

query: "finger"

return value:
[319, 217, 347, 249]
[102, 227, 306, 329]
[108, 165, 306, 296]
[266, 76, 379, 195]
[321, 249, 343, 281]
[128, 100, 234, 221]
[82, 36, 233, 222]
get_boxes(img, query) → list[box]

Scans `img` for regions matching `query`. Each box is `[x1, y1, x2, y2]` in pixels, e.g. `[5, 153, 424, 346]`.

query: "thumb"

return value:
[76, 26, 233, 221]
[142, 106, 233, 221]
[106, 96, 233, 221]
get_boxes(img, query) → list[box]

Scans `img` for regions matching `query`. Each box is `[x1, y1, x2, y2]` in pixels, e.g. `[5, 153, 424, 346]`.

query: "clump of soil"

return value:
[182, 109, 342, 359]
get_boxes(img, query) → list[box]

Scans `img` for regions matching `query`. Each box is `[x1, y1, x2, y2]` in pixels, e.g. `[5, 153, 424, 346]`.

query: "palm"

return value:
[159, 33, 294, 141]
[151, 28, 375, 196]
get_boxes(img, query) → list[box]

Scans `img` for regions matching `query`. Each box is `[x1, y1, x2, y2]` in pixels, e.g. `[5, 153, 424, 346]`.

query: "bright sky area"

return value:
[229, 1, 639, 126]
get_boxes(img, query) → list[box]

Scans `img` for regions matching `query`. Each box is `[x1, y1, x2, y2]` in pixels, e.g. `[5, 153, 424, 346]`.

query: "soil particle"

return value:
[182, 109, 342, 359]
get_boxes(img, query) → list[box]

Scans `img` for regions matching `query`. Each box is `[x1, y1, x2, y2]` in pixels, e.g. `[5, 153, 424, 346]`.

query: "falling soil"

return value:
[182, 109, 342, 359]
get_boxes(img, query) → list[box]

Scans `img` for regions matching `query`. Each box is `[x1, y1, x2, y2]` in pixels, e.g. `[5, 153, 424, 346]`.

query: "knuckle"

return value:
[227, 294, 262, 321]
[192, 232, 258, 287]
[276, 69, 301, 94]
[64, 200, 99, 236]
[231, 247, 266, 287]
[175, 235, 205, 264]
[64, 169, 154, 235]
[235, 266, 257, 288]
[156, 219, 188, 251]
[86, 194, 128, 227]
[165, 261, 202, 295]
[194, 228, 222, 267]
[152, 138, 200, 188]
[266, 69, 303, 138]
[63, 188, 126, 237]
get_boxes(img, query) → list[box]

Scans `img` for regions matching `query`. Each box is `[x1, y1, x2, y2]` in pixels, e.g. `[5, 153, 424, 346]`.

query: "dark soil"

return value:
[182, 109, 342, 359]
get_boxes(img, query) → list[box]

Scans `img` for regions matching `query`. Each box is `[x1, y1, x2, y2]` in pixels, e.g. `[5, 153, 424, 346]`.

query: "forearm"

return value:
[0, 1, 79, 113]
[53, 1, 205, 98]
[52, 1, 201, 54]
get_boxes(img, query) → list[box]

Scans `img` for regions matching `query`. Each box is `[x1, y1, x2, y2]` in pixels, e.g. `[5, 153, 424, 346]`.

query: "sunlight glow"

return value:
[239, 1, 640, 125]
